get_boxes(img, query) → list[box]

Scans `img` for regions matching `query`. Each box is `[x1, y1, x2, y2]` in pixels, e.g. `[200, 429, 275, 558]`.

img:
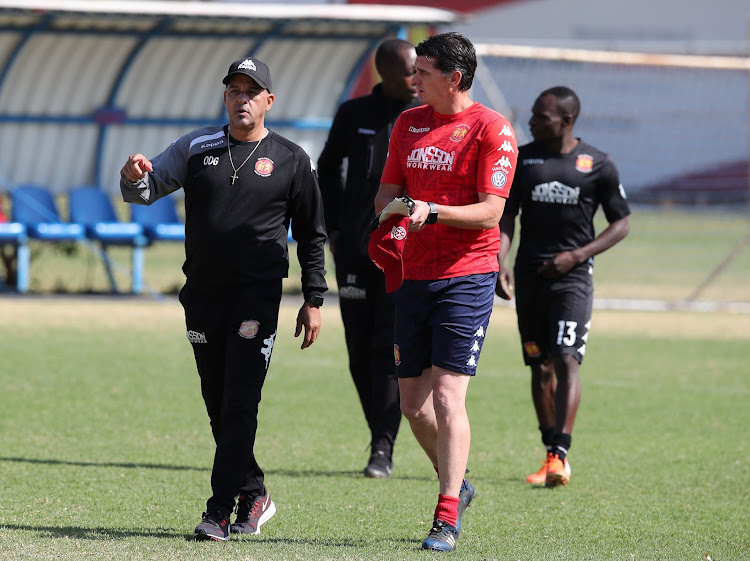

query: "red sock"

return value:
[434, 494, 459, 527]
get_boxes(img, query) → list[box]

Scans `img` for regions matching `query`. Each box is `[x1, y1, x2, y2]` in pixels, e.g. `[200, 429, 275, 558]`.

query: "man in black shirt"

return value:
[318, 38, 418, 478]
[497, 86, 630, 487]
[121, 57, 327, 540]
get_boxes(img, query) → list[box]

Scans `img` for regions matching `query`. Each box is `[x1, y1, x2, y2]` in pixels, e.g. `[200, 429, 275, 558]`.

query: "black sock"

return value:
[551, 433, 572, 461]
[540, 426, 555, 451]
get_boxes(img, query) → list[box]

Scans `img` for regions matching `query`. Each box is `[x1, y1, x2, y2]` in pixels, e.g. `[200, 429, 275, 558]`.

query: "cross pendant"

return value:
[231, 171, 238, 185]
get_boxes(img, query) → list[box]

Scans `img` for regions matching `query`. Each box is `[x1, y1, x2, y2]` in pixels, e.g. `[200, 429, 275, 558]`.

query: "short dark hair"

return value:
[374, 38, 414, 74]
[540, 86, 581, 123]
[415, 32, 476, 91]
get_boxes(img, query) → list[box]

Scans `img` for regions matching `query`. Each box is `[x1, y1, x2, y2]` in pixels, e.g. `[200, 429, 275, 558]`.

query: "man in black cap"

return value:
[120, 57, 328, 542]
[317, 38, 418, 479]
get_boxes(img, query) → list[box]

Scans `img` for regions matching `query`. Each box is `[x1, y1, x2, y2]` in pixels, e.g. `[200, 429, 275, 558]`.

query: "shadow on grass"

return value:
[3, 523, 412, 549]
[0, 456, 208, 472]
[0, 457, 435, 481]
[266, 468, 435, 482]
[1, 523, 183, 540]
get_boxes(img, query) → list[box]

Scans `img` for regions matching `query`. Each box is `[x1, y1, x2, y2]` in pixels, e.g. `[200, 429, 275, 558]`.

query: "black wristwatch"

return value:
[305, 293, 324, 308]
[425, 202, 438, 225]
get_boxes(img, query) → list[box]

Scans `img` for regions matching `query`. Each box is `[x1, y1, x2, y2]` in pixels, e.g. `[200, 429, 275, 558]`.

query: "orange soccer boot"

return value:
[544, 454, 571, 487]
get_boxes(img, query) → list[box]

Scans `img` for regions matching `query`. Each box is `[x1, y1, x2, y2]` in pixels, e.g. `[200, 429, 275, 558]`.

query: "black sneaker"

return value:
[421, 518, 459, 552]
[194, 511, 230, 541]
[456, 478, 475, 534]
[230, 491, 276, 535]
[363, 449, 393, 479]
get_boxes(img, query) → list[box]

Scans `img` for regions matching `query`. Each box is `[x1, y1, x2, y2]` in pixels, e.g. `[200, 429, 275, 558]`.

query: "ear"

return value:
[265, 92, 275, 111]
[450, 69, 463, 89]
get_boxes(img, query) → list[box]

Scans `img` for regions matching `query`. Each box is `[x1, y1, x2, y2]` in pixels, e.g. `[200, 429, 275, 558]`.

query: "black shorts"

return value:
[514, 263, 593, 365]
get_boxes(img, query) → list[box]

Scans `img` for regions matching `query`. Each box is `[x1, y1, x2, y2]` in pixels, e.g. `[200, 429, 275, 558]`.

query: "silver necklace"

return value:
[228, 129, 268, 185]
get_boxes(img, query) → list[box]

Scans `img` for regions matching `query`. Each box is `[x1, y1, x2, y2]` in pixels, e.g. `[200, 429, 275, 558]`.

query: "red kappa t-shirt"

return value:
[380, 102, 517, 280]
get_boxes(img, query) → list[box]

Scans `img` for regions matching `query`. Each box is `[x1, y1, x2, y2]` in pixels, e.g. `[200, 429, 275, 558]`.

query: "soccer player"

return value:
[373, 32, 517, 552]
[496, 86, 630, 487]
[120, 57, 327, 541]
[317, 38, 419, 479]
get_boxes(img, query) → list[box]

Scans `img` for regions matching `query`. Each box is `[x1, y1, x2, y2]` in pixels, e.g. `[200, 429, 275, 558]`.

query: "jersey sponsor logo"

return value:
[493, 156, 513, 169]
[499, 124, 514, 137]
[339, 285, 367, 300]
[409, 126, 430, 133]
[203, 155, 220, 166]
[449, 124, 470, 142]
[200, 140, 223, 150]
[575, 154, 594, 173]
[491, 170, 508, 189]
[190, 130, 225, 150]
[238, 58, 257, 71]
[358, 128, 376, 135]
[186, 330, 207, 344]
[394, 344, 401, 366]
[523, 158, 544, 165]
[391, 225, 407, 240]
[238, 319, 260, 339]
[523, 341, 541, 358]
[406, 146, 454, 171]
[531, 181, 580, 205]
[254, 157, 274, 177]
[498, 140, 515, 153]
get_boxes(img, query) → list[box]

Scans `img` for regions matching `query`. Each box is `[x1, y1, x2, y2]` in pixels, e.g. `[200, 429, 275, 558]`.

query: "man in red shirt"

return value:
[374, 32, 517, 552]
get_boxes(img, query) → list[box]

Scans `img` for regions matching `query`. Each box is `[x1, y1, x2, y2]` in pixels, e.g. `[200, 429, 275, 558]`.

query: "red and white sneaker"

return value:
[230, 491, 277, 535]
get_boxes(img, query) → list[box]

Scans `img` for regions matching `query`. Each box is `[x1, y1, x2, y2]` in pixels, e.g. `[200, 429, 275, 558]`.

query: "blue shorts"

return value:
[393, 272, 497, 377]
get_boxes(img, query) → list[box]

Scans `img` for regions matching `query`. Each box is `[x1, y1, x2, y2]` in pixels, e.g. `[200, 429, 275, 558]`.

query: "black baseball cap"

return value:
[222, 57, 272, 92]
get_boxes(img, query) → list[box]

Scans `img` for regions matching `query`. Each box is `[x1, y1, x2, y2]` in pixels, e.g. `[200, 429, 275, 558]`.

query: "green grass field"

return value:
[0, 298, 748, 561]
[6, 206, 750, 304]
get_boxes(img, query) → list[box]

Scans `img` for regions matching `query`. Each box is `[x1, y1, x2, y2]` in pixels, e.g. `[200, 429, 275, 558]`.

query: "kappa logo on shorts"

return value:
[238, 319, 260, 339]
[261, 331, 276, 370]
[187, 330, 207, 344]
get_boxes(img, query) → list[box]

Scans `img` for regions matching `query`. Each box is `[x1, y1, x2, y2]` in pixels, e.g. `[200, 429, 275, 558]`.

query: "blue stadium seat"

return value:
[0, 221, 30, 293]
[12, 184, 84, 241]
[69, 186, 148, 294]
[130, 195, 185, 243]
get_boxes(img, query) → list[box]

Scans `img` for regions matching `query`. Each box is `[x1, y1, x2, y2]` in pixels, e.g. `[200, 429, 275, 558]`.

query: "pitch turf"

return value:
[0, 298, 748, 560]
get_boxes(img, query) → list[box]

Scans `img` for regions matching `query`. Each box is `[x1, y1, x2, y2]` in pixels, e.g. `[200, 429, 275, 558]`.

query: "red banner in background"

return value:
[346, 0, 518, 15]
